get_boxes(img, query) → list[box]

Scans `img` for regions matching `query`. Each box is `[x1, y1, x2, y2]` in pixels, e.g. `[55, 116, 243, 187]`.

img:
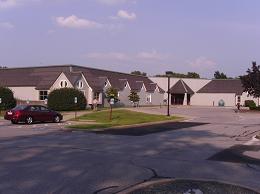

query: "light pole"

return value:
[165, 71, 171, 116]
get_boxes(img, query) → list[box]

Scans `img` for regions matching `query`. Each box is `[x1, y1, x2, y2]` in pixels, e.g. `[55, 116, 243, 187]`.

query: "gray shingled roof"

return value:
[197, 79, 244, 95]
[170, 80, 194, 94]
[0, 65, 163, 93]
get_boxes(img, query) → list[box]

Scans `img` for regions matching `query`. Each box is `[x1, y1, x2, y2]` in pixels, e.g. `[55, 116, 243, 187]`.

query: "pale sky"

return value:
[0, 0, 260, 78]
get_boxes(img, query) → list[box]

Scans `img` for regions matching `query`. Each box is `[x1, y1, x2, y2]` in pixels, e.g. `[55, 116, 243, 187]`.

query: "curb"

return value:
[116, 178, 260, 194]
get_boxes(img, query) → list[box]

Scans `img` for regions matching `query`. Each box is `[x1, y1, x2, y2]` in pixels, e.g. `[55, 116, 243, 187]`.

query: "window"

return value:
[94, 92, 100, 100]
[40, 106, 49, 112]
[104, 81, 108, 87]
[146, 94, 152, 103]
[124, 83, 128, 88]
[60, 80, 68, 88]
[117, 92, 120, 97]
[77, 81, 83, 89]
[39, 91, 48, 101]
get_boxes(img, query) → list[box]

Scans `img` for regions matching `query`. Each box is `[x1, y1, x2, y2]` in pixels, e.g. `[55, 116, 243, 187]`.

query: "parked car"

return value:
[4, 105, 63, 124]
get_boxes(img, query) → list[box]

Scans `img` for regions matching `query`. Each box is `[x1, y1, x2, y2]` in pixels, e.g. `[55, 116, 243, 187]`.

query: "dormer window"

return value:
[78, 81, 83, 89]
[104, 81, 108, 87]
[124, 83, 128, 88]
[60, 80, 68, 88]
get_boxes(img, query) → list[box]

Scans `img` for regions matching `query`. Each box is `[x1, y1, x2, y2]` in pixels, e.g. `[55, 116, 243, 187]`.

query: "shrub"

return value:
[47, 88, 86, 111]
[0, 87, 16, 110]
[244, 100, 256, 110]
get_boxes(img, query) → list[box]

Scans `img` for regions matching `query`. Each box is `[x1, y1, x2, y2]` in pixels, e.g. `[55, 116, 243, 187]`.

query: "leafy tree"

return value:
[105, 87, 119, 103]
[0, 87, 16, 110]
[47, 88, 86, 111]
[187, 72, 200, 78]
[105, 87, 119, 120]
[131, 71, 147, 76]
[155, 71, 200, 78]
[240, 61, 260, 98]
[214, 71, 227, 79]
[128, 91, 140, 107]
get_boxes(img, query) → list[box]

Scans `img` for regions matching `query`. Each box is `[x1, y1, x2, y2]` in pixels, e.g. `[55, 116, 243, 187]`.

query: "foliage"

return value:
[240, 61, 260, 98]
[128, 91, 140, 106]
[0, 87, 16, 110]
[47, 88, 86, 111]
[131, 71, 147, 76]
[70, 109, 182, 130]
[156, 71, 200, 78]
[244, 100, 256, 110]
[105, 87, 119, 103]
[214, 71, 228, 79]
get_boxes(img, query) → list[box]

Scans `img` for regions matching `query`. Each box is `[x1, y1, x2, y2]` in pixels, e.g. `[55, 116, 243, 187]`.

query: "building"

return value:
[0, 65, 165, 107]
[151, 77, 259, 107]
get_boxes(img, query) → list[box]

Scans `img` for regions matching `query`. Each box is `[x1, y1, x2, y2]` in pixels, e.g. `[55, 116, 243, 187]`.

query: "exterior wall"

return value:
[151, 90, 165, 105]
[50, 73, 73, 91]
[191, 93, 236, 106]
[240, 92, 260, 106]
[118, 86, 131, 107]
[9, 87, 40, 101]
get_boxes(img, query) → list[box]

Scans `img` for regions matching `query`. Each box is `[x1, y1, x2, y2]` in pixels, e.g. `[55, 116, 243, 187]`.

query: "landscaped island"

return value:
[69, 109, 183, 130]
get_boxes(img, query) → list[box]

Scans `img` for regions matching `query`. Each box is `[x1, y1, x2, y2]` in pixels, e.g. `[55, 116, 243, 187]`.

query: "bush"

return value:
[47, 88, 86, 111]
[0, 87, 16, 110]
[244, 100, 256, 110]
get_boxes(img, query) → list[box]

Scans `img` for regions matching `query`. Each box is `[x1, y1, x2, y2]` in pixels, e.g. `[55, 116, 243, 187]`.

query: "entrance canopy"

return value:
[170, 79, 194, 94]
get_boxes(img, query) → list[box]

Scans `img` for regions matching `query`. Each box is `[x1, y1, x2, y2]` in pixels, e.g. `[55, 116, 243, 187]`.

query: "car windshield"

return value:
[12, 105, 28, 111]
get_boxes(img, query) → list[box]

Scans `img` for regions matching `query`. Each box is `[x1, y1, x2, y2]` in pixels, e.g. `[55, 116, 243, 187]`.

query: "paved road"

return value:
[0, 106, 260, 194]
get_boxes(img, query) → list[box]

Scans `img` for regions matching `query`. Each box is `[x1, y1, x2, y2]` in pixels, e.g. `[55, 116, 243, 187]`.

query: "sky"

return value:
[0, 0, 260, 78]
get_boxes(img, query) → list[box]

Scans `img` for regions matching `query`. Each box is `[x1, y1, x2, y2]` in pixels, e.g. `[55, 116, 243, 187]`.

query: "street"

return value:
[0, 106, 259, 194]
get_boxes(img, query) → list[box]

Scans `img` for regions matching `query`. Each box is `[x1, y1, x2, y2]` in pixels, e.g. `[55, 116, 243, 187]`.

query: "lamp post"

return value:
[165, 71, 172, 116]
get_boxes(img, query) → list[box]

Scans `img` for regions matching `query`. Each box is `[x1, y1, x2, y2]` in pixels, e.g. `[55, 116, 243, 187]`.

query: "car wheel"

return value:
[54, 115, 60, 123]
[11, 120, 18, 124]
[26, 116, 33, 125]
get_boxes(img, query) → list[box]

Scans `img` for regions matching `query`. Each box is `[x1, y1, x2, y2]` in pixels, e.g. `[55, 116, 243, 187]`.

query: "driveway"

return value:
[0, 106, 259, 194]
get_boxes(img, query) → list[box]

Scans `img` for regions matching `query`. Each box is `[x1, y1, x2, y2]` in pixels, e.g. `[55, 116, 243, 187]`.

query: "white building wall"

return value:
[9, 87, 39, 101]
[191, 93, 236, 106]
[240, 92, 260, 106]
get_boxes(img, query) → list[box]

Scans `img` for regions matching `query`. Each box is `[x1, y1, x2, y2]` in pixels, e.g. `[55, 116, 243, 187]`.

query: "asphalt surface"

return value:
[0, 106, 260, 194]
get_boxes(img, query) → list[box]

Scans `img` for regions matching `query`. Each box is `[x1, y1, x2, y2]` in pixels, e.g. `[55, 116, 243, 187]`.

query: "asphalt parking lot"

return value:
[0, 106, 260, 194]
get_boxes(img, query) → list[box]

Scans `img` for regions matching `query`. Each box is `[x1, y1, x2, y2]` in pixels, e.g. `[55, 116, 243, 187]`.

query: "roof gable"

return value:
[197, 79, 244, 95]
[170, 79, 194, 94]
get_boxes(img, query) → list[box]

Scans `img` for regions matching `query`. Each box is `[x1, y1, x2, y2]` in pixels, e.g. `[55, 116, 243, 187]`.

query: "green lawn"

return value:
[69, 109, 183, 130]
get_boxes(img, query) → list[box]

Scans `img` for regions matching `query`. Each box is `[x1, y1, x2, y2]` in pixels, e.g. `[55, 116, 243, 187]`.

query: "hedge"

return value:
[244, 100, 256, 110]
[47, 88, 87, 111]
[0, 87, 16, 110]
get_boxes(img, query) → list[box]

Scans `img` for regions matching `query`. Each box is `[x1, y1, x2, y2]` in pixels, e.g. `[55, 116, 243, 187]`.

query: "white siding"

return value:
[191, 93, 236, 106]
[9, 87, 39, 101]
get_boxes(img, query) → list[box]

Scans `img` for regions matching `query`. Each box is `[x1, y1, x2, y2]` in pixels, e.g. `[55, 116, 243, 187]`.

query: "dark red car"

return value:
[4, 105, 63, 124]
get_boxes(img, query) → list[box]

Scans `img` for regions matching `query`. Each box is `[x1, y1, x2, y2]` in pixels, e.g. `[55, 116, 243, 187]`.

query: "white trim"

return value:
[81, 73, 93, 91]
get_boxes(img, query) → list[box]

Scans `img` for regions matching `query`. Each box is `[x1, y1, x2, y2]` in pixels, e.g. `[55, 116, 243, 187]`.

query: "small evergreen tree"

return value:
[128, 91, 140, 107]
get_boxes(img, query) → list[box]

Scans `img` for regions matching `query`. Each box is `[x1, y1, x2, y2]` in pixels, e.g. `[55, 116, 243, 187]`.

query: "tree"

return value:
[187, 72, 200, 78]
[105, 87, 119, 120]
[47, 88, 86, 111]
[155, 71, 200, 78]
[214, 71, 227, 79]
[0, 87, 16, 111]
[0, 66, 7, 69]
[131, 71, 147, 76]
[128, 91, 140, 107]
[240, 61, 260, 98]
